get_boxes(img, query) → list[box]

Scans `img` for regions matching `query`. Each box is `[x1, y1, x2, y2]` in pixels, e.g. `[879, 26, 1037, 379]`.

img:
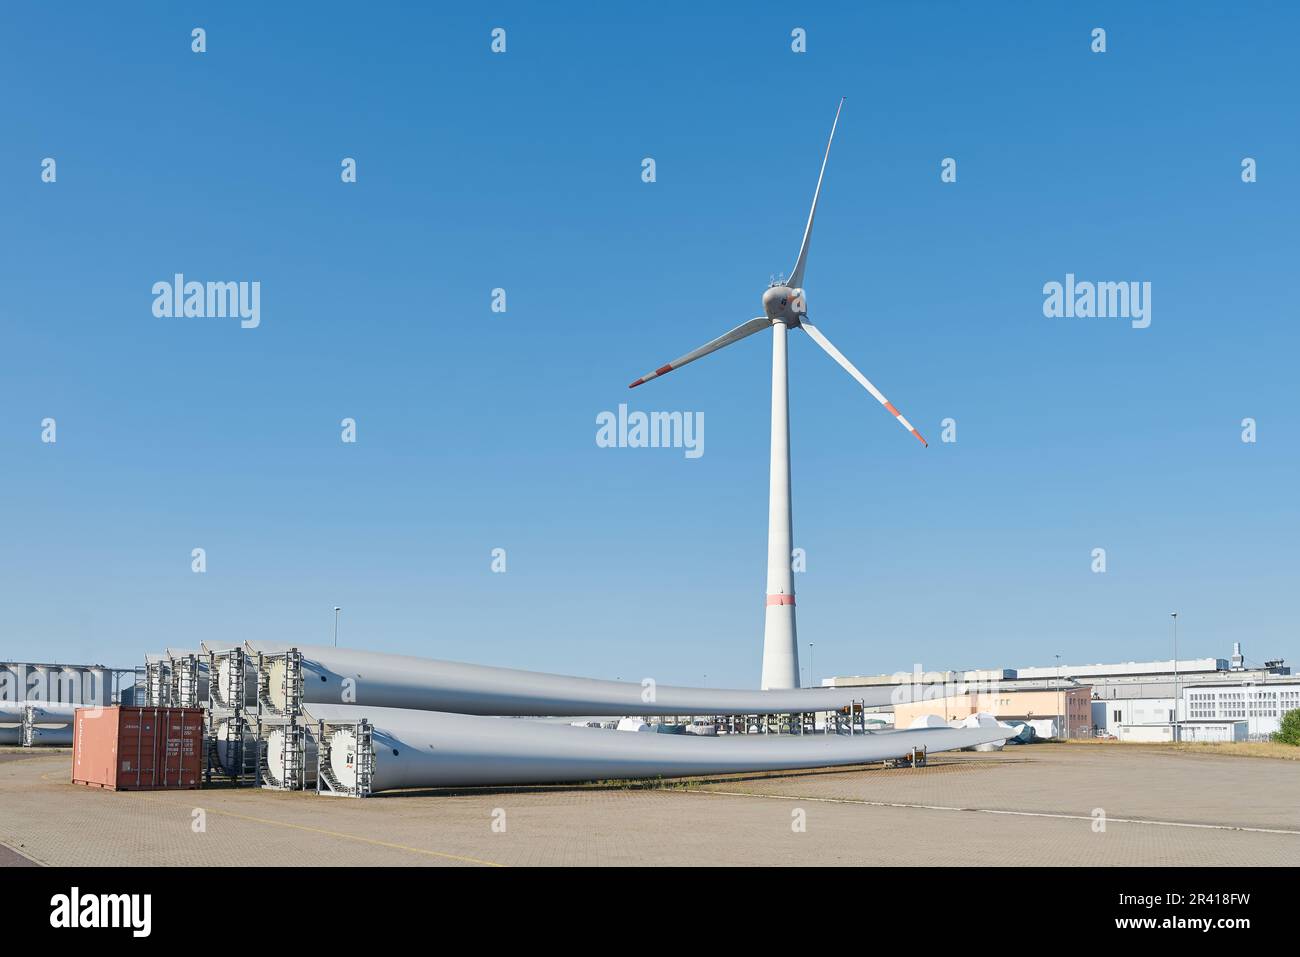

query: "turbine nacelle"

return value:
[761, 284, 806, 325]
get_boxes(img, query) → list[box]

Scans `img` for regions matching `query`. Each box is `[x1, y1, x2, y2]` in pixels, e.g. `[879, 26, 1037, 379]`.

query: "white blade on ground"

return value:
[304, 703, 1014, 792]
[629, 317, 770, 388]
[787, 97, 845, 291]
[800, 320, 928, 447]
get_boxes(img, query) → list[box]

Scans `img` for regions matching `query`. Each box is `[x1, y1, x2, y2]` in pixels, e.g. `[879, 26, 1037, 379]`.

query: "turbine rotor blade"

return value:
[787, 97, 845, 290]
[629, 317, 771, 388]
[800, 320, 928, 447]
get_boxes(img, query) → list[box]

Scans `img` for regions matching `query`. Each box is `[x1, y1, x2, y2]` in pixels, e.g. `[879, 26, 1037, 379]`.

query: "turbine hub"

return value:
[762, 284, 806, 325]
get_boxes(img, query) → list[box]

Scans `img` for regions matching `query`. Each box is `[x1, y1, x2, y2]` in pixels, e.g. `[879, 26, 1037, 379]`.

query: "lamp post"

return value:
[1171, 613, 1179, 741]
[1055, 653, 1063, 740]
[809, 642, 815, 688]
[333, 606, 341, 648]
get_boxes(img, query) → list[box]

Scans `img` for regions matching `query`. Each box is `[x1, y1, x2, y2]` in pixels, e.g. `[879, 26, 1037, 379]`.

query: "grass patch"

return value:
[1060, 738, 1300, 760]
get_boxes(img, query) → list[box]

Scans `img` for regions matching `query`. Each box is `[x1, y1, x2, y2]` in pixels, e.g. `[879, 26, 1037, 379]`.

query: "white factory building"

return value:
[1061, 643, 1295, 740]
[827, 643, 1296, 741]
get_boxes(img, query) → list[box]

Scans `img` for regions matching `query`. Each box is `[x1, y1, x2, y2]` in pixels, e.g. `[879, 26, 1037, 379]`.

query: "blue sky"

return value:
[2, 3, 1296, 686]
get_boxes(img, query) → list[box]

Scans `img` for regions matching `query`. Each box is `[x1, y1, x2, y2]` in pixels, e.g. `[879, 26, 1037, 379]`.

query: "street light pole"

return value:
[1171, 612, 1179, 741]
[1055, 653, 1063, 740]
[333, 606, 341, 648]
[809, 642, 815, 688]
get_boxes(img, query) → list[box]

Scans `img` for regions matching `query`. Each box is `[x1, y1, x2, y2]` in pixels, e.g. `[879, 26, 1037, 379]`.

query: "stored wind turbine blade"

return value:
[787, 97, 845, 290]
[305, 704, 1014, 793]
[244, 640, 918, 716]
[800, 320, 928, 447]
[628, 317, 770, 388]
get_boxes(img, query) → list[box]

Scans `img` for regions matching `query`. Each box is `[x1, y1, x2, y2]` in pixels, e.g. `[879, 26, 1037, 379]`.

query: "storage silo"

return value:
[0, 663, 26, 705]
[26, 665, 53, 702]
[57, 666, 87, 704]
[84, 667, 111, 707]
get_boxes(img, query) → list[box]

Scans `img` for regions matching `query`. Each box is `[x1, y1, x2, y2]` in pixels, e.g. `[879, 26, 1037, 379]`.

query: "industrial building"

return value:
[1178, 682, 1300, 738]
[827, 642, 1295, 740]
[1056, 643, 1295, 739]
[892, 686, 1092, 739]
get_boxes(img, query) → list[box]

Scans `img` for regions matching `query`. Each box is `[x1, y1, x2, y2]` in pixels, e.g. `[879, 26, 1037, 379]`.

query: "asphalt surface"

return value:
[1, 744, 1296, 866]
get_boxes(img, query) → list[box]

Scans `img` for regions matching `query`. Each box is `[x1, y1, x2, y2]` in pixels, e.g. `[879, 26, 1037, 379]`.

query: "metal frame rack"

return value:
[207, 647, 250, 712]
[826, 699, 869, 735]
[144, 657, 174, 707]
[883, 746, 927, 769]
[256, 718, 314, 791]
[204, 711, 259, 785]
[173, 653, 205, 709]
[254, 648, 304, 719]
[714, 714, 744, 735]
[251, 647, 312, 790]
[630, 703, 880, 737]
[743, 713, 809, 735]
[315, 718, 374, 798]
[203, 647, 259, 786]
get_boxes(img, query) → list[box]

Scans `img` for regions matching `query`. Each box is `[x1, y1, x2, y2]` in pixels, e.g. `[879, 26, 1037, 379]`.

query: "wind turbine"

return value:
[628, 98, 928, 690]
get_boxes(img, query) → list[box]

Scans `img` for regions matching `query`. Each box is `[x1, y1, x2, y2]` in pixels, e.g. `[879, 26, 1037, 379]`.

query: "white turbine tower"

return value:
[629, 99, 928, 690]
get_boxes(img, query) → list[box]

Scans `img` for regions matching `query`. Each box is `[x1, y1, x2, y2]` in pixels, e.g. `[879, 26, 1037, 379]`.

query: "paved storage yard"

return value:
[2, 745, 1297, 866]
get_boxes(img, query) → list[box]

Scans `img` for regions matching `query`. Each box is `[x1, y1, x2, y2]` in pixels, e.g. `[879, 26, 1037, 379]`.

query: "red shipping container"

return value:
[72, 706, 205, 791]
